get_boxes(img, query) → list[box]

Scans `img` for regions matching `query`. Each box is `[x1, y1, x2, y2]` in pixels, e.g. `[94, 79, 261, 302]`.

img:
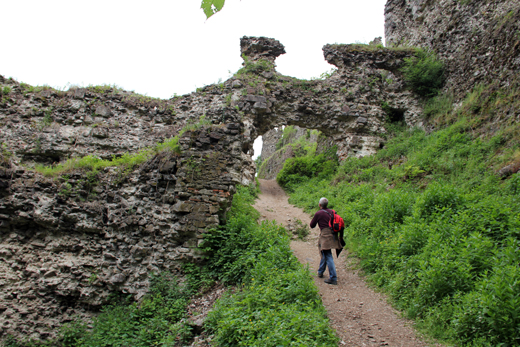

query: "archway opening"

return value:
[254, 126, 333, 180]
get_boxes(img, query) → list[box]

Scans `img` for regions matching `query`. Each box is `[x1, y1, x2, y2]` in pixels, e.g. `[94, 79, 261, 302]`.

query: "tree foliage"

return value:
[201, 0, 225, 19]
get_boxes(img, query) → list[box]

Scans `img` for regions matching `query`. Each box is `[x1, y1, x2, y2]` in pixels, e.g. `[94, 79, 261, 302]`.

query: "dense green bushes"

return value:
[401, 49, 445, 97]
[58, 273, 195, 347]
[202, 186, 338, 346]
[286, 120, 520, 346]
[276, 154, 338, 191]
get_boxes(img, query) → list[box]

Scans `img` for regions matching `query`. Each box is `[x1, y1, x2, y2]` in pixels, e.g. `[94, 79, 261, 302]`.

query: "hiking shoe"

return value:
[324, 279, 337, 285]
[317, 272, 324, 278]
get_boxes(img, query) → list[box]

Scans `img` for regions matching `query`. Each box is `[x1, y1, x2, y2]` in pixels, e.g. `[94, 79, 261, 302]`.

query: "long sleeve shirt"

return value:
[310, 209, 333, 230]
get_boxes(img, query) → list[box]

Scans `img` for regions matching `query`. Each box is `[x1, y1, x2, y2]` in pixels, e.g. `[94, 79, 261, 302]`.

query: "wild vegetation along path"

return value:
[253, 179, 436, 347]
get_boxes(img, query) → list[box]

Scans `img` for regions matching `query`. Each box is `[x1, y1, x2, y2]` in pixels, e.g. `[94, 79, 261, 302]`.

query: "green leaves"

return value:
[59, 274, 193, 346]
[401, 49, 445, 97]
[201, 0, 225, 19]
[201, 185, 338, 345]
[285, 118, 520, 345]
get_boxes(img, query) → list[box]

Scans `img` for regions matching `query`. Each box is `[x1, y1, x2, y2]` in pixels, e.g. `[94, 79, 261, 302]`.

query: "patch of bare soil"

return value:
[253, 179, 438, 347]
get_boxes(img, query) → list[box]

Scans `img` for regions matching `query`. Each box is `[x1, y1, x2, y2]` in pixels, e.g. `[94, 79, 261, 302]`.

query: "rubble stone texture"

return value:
[3, 0, 517, 335]
[0, 36, 421, 339]
[385, 0, 520, 100]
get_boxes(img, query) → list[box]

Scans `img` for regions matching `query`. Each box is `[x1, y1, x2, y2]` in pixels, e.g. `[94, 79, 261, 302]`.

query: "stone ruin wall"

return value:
[258, 126, 321, 180]
[259, 128, 282, 162]
[0, 34, 427, 340]
[385, 0, 520, 101]
[0, 75, 256, 339]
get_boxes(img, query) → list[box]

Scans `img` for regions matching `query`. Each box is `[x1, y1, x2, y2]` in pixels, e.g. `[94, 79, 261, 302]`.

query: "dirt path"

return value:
[253, 179, 435, 347]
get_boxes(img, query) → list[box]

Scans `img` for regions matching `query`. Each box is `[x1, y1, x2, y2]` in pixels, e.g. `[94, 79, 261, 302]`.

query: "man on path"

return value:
[310, 197, 343, 285]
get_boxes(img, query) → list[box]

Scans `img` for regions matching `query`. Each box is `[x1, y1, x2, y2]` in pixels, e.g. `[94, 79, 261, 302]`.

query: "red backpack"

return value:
[324, 209, 344, 233]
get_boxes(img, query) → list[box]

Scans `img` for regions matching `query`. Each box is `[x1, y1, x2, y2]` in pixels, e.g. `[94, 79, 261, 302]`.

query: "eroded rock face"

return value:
[0, 35, 425, 340]
[385, 0, 520, 100]
[0, 124, 251, 339]
[258, 126, 320, 180]
[236, 41, 423, 160]
[240, 36, 286, 63]
[259, 128, 283, 161]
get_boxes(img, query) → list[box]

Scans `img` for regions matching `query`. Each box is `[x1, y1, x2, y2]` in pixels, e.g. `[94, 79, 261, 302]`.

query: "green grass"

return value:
[202, 185, 339, 346]
[284, 113, 520, 345]
[35, 135, 181, 178]
[276, 153, 337, 191]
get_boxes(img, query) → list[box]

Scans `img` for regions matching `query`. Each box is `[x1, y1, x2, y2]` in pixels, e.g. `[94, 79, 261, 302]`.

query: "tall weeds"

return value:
[286, 116, 520, 345]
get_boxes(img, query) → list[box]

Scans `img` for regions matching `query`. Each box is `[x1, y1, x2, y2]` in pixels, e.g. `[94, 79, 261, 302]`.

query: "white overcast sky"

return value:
[2, 0, 387, 159]
[2, 0, 387, 99]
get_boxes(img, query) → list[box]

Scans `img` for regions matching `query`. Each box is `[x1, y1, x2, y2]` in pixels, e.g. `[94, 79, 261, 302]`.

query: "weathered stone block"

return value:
[95, 105, 112, 118]
[172, 201, 193, 213]
[109, 274, 126, 285]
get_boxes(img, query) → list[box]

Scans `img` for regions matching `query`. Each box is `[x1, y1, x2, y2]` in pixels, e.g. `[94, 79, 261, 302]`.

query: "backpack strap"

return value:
[323, 209, 334, 227]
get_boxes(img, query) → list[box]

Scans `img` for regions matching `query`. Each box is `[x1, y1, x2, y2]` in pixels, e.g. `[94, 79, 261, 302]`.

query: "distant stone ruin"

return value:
[3, 0, 517, 336]
[0, 36, 423, 339]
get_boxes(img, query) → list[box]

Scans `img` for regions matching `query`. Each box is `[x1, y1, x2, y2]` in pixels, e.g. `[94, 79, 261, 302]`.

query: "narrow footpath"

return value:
[253, 179, 436, 347]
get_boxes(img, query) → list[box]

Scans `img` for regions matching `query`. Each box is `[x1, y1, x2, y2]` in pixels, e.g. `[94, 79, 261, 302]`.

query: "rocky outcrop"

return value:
[240, 36, 286, 63]
[0, 35, 426, 340]
[259, 128, 282, 162]
[237, 37, 423, 161]
[258, 145, 296, 180]
[0, 123, 250, 339]
[385, 0, 520, 100]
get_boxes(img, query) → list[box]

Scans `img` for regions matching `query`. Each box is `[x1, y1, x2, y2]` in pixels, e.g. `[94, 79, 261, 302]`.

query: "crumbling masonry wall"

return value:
[0, 35, 425, 340]
[385, 0, 520, 100]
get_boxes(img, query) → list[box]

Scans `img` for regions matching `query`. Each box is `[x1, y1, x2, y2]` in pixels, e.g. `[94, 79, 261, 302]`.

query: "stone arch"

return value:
[234, 36, 423, 164]
[0, 36, 425, 340]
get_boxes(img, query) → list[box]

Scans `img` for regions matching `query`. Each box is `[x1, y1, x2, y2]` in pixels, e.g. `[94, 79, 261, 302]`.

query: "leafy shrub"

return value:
[201, 186, 338, 345]
[285, 114, 520, 345]
[202, 186, 285, 284]
[452, 245, 520, 345]
[276, 154, 337, 191]
[507, 172, 520, 194]
[207, 268, 337, 346]
[401, 49, 445, 97]
[58, 273, 192, 347]
[412, 183, 464, 220]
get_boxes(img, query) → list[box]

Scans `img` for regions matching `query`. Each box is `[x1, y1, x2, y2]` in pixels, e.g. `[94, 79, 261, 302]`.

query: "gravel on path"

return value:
[253, 179, 438, 347]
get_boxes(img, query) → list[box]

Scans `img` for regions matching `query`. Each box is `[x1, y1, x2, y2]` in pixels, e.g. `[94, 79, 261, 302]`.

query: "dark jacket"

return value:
[310, 209, 343, 255]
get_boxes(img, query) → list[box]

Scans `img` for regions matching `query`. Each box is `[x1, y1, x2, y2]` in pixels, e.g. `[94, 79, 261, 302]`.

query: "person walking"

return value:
[310, 197, 343, 285]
